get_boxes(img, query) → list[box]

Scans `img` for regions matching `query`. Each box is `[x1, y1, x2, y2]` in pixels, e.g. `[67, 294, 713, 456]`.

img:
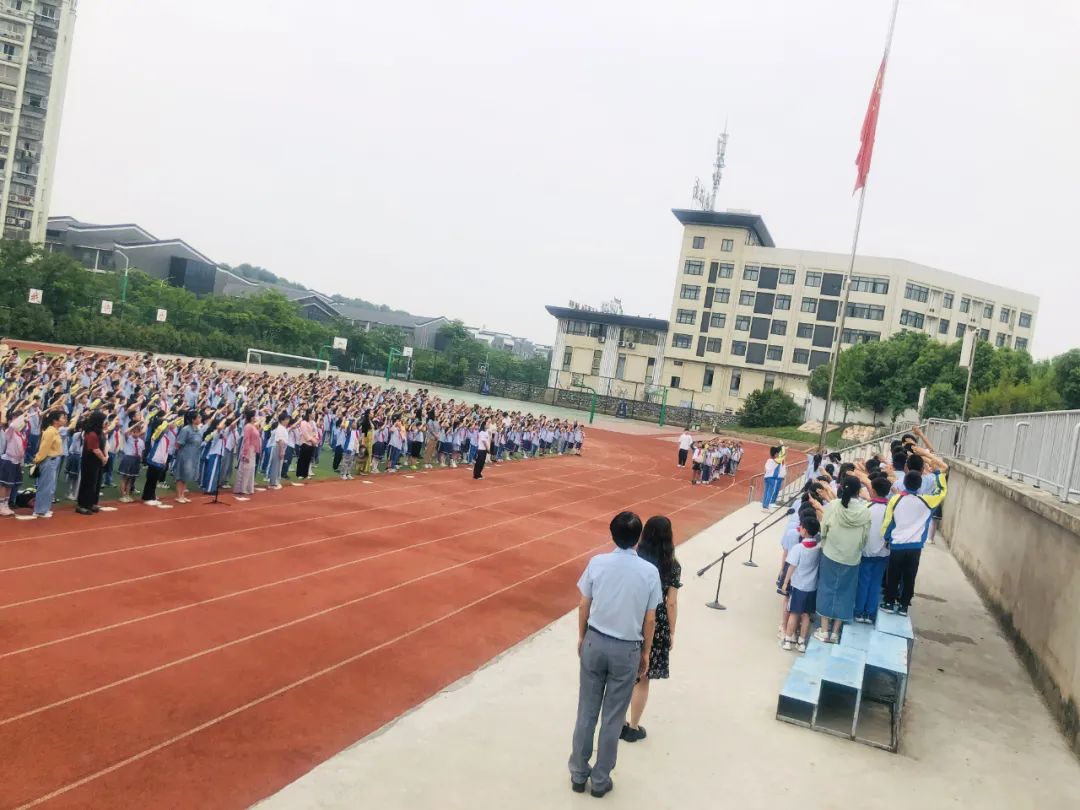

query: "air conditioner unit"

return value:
[627, 342, 636, 349]
[597, 335, 605, 343]
[617, 340, 627, 348]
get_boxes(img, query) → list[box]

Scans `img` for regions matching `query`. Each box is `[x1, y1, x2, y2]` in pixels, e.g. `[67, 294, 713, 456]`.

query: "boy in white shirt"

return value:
[780, 516, 822, 652]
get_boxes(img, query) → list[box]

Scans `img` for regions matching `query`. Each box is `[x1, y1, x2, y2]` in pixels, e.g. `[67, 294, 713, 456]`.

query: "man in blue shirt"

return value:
[569, 511, 662, 798]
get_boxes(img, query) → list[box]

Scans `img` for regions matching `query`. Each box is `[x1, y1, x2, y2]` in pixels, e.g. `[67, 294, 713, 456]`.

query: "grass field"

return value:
[717, 424, 846, 448]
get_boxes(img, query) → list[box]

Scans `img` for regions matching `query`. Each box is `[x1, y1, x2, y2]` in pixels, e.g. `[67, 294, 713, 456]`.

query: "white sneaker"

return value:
[813, 629, 831, 644]
[235, 496, 250, 502]
[144, 500, 162, 507]
[829, 632, 840, 644]
[797, 639, 807, 653]
[42, 511, 53, 519]
[781, 637, 794, 651]
[271, 484, 283, 490]
[119, 496, 134, 504]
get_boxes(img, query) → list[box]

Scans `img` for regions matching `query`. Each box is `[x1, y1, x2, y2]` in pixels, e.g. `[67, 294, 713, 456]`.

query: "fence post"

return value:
[1008, 421, 1031, 482]
[743, 522, 759, 567]
[705, 555, 728, 610]
[1059, 422, 1080, 504]
[977, 423, 992, 468]
[747, 482, 755, 505]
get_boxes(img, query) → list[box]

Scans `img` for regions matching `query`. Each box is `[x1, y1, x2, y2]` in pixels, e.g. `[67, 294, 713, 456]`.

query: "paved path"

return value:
[258, 504, 1080, 810]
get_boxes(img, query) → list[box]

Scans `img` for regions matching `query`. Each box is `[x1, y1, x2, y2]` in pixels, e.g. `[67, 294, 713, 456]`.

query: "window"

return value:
[710, 313, 726, 329]
[1019, 312, 1032, 328]
[706, 338, 722, 353]
[904, 282, 930, 303]
[615, 354, 627, 379]
[999, 307, 1011, 323]
[743, 265, 759, 281]
[841, 328, 881, 344]
[778, 269, 796, 285]
[800, 297, 818, 313]
[846, 302, 885, 320]
[718, 262, 734, 278]
[731, 341, 747, 357]
[979, 328, 990, 341]
[2, 43, 14, 58]
[739, 291, 756, 306]
[587, 323, 605, 338]
[587, 350, 602, 375]
[939, 319, 950, 335]
[721, 238, 734, 252]
[796, 322, 814, 339]
[983, 304, 993, 319]
[942, 293, 954, 309]
[995, 333, 1006, 348]
[715, 288, 730, 304]
[735, 316, 751, 331]
[850, 276, 890, 294]
[766, 346, 783, 361]
[1015, 337, 1028, 351]
[955, 322, 966, 338]
[670, 376, 681, 388]
[805, 271, 822, 287]
[729, 370, 742, 393]
[565, 319, 587, 335]
[692, 236, 705, 249]
[561, 347, 572, 371]
[899, 310, 925, 328]
[793, 348, 810, 364]
[675, 309, 696, 325]
[774, 294, 792, 311]
[959, 297, 971, 313]
[672, 333, 692, 349]
[770, 320, 788, 336]
[684, 259, 704, 276]
[680, 284, 701, 300]
[763, 373, 777, 391]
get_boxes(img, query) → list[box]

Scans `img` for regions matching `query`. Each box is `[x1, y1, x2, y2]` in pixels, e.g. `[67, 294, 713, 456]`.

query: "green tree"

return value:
[921, 382, 964, 419]
[739, 389, 803, 428]
[1052, 349, 1080, 409]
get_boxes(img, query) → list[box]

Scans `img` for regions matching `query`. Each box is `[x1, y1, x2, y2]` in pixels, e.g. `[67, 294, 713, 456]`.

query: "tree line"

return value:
[805, 330, 1080, 421]
[0, 241, 546, 387]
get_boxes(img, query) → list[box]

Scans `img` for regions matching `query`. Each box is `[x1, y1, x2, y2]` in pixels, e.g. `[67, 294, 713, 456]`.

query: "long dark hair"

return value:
[638, 515, 676, 584]
[840, 476, 861, 508]
[83, 409, 106, 446]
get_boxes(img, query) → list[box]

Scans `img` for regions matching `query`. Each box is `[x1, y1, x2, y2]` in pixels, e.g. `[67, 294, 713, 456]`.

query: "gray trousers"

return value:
[568, 629, 640, 790]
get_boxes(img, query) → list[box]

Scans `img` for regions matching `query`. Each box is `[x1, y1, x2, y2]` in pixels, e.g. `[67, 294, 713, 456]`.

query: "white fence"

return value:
[952, 410, 1080, 505]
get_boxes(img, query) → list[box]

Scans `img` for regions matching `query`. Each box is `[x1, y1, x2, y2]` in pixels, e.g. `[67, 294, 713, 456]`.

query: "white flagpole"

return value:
[817, 0, 902, 451]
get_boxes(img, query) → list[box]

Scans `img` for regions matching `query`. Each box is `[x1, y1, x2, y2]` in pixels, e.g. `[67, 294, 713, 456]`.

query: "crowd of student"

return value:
[775, 425, 949, 652]
[0, 347, 585, 520]
[675, 430, 745, 484]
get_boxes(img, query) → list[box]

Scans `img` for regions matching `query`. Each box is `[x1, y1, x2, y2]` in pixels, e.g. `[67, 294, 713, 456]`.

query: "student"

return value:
[174, 410, 203, 504]
[234, 409, 260, 501]
[853, 476, 893, 623]
[805, 452, 823, 485]
[815, 477, 870, 643]
[27, 410, 66, 519]
[881, 469, 948, 616]
[143, 412, 182, 507]
[267, 414, 290, 489]
[777, 503, 816, 637]
[780, 516, 822, 652]
[473, 421, 490, 480]
[700, 442, 714, 485]
[340, 418, 360, 480]
[676, 430, 693, 468]
[690, 442, 704, 485]
[0, 411, 28, 517]
[117, 421, 145, 503]
[729, 442, 743, 475]
[64, 423, 83, 501]
[761, 446, 785, 510]
[295, 409, 317, 480]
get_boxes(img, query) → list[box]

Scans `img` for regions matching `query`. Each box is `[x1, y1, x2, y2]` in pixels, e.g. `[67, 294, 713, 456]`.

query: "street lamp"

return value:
[116, 249, 131, 321]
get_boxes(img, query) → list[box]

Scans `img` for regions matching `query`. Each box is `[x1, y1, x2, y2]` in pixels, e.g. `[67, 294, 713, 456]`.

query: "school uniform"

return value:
[762, 457, 786, 508]
[785, 540, 821, 616]
[854, 498, 891, 620]
[882, 472, 948, 610]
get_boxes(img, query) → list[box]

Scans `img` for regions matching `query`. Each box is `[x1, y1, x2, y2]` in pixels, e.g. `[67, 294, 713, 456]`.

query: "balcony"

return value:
[34, 13, 58, 31]
[18, 122, 43, 139]
[0, 29, 25, 44]
[27, 58, 51, 73]
[13, 169, 37, 183]
[8, 192, 33, 205]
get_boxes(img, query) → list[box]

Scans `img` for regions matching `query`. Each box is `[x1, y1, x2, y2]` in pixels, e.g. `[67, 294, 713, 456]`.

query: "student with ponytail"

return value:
[814, 475, 871, 643]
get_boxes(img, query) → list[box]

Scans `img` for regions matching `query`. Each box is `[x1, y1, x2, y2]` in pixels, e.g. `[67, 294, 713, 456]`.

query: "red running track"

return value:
[0, 428, 766, 809]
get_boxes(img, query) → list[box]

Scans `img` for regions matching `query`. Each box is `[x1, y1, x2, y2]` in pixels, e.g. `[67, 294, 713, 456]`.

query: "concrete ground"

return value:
[257, 504, 1080, 810]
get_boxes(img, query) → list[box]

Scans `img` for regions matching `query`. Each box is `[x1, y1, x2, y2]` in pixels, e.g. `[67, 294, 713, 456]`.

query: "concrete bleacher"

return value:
[778, 613, 911, 751]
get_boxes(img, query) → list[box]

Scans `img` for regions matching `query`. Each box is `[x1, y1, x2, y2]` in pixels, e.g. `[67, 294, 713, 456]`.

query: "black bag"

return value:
[14, 488, 36, 509]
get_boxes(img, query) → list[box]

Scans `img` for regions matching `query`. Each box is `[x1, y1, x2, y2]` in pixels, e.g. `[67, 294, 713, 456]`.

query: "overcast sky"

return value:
[52, 0, 1079, 358]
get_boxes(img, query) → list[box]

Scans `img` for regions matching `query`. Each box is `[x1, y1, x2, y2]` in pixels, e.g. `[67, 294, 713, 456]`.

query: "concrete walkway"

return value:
[257, 504, 1080, 810]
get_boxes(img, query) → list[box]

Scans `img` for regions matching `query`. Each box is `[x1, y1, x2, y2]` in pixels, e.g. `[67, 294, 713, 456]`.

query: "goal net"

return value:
[245, 348, 330, 374]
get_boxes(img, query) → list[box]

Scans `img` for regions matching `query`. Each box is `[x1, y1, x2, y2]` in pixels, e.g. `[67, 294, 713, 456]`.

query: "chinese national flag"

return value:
[854, 56, 887, 193]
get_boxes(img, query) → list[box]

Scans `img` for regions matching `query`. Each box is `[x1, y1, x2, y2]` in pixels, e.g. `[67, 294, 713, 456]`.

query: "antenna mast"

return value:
[691, 124, 729, 211]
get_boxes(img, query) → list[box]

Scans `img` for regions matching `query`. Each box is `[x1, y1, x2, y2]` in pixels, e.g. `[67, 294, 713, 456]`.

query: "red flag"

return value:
[854, 56, 887, 193]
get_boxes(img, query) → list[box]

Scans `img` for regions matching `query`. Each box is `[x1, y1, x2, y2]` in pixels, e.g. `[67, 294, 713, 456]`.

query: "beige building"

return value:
[0, 0, 76, 243]
[546, 209, 1039, 414]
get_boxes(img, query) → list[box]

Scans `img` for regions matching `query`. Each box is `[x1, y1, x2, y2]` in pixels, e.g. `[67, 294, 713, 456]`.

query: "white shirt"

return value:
[678, 432, 693, 450]
[477, 430, 491, 451]
[272, 425, 289, 448]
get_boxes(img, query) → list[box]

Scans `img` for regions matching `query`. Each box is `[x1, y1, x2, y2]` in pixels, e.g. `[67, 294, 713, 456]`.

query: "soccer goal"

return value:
[245, 348, 330, 374]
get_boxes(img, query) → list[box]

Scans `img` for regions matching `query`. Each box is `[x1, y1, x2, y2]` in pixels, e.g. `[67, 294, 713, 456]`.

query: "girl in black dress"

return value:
[76, 410, 108, 515]
[622, 515, 681, 743]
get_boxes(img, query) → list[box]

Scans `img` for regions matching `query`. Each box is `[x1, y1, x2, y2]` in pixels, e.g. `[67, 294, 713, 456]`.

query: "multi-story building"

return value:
[545, 208, 1040, 414]
[0, 0, 76, 243]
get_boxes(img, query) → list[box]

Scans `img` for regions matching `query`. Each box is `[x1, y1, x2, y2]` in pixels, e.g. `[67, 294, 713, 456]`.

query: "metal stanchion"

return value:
[705, 554, 728, 611]
[743, 522, 759, 567]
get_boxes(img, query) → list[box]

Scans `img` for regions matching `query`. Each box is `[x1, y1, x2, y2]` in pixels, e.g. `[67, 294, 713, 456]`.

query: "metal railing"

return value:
[697, 503, 796, 611]
[954, 410, 1080, 504]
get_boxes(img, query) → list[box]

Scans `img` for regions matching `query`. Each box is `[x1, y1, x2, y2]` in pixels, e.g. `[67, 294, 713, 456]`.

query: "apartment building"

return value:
[545, 208, 1039, 414]
[0, 0, 76, 243]
[662, 209, 1039, 412]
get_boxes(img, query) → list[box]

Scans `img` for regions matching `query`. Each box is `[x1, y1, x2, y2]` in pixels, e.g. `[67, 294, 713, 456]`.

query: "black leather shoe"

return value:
[591, 781, 614, 798]
[571, 779, 586, 794]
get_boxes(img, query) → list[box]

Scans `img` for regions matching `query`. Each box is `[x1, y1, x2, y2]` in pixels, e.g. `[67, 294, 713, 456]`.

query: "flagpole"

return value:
[816, 0, 901, 452]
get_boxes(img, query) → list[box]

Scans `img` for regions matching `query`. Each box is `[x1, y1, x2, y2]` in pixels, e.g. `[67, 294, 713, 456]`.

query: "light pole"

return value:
[116, 249, 131, 321]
